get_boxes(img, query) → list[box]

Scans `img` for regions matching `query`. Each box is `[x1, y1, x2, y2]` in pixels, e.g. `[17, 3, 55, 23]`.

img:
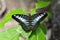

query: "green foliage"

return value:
[0, 24, 46, 40]
[0, 26, 19, 40]
[0, 0, 51, 40]
[36, 1, 50, 9]
[0, 9, 28, 28]
[0, 9, 47, 40]
[28, 24, 46, 40]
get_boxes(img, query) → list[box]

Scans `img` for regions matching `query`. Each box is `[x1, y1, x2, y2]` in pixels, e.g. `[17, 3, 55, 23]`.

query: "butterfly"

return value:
[12, 12, 47, 32]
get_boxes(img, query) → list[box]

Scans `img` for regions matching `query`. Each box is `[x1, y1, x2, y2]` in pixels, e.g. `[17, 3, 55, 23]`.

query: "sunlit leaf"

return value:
[28, 25, 46, 40]
[0, 26, 19, 40]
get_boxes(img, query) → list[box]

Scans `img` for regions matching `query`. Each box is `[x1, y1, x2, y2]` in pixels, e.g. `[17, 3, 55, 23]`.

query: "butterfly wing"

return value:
[31, 12, 47, 31]
[12, 14, 31, 31]
[12, 13, 47, 31]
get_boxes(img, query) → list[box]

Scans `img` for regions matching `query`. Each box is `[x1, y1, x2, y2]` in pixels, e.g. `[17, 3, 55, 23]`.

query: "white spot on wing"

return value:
[17, 16, 29, 25]
[32, 13, 45, 25]
[14, 15, 16, 16]
[16, 16, 19, 18]
[33, 14, 44, 22]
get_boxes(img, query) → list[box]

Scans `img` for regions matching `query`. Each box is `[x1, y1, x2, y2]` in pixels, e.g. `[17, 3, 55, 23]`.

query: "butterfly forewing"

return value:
[12, 14, 31, 31]
[31, 13, 47, 31]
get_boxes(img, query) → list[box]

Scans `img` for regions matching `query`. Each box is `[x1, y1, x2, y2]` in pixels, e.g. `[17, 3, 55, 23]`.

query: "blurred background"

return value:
[0, 0, 60, 40]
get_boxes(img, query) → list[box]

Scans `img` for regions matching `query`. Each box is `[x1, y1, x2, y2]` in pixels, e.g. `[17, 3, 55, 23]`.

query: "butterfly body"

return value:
[12, 13, 47, 31]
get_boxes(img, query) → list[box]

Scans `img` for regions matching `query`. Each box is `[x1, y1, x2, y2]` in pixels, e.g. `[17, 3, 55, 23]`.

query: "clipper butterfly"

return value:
[12, 12, 47, 31]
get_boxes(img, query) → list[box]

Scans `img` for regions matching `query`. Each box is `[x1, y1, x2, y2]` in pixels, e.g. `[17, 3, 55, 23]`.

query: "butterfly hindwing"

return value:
[31, 13, 47, 31]
[12, 14, 31, 31]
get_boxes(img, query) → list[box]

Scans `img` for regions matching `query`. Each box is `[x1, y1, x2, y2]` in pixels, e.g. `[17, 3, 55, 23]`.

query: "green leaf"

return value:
[39, 23, 46, 34]
[0, 26, 20, 40]
[47, 12, 52, 19]
[16, 25, 32, 39]
[30, 8, 36, 15]
[0, 9, 28, 28]
[36, 1, 50, 9]
[28, 25, 46, 40]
